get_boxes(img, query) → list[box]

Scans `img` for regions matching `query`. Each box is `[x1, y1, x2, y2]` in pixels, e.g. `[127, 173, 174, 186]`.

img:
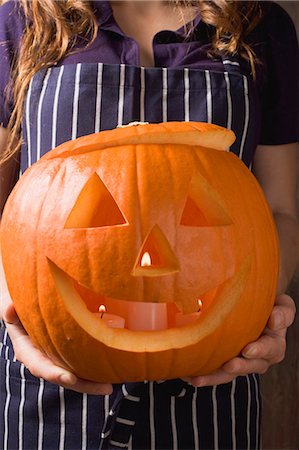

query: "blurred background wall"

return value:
[261, 2, 299, 449]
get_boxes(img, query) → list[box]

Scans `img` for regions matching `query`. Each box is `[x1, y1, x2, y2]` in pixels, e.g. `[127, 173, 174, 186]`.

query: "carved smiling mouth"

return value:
[72, 272, 217, 331]
[48, 258, 216, 329]
[48, 256, 249, 342]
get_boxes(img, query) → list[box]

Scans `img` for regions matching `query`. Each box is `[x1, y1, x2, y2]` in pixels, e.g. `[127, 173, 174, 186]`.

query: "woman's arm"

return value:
[0, 126, 19, 215]
[185, 143, 298, 386]
[252, 143, 299, 293]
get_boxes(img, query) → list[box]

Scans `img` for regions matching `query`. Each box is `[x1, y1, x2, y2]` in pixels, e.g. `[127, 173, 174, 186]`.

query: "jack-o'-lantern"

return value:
[0, 122, 278, 383]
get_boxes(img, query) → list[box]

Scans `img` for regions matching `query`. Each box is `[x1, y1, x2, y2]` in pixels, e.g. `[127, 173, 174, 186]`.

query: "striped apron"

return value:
[1, 57, 262, 450]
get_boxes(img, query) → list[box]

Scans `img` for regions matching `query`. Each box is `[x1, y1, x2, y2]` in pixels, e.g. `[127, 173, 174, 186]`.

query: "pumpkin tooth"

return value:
[174, 298, 199, 314]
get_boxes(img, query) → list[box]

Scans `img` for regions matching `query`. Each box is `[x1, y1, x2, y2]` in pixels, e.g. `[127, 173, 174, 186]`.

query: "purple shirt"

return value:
[0, 0, 298, 144]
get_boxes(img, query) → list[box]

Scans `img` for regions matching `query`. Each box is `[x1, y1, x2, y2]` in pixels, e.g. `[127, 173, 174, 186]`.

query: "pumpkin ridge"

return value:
[133, 145, 145, 299]
[35, 162, 78, 365]
[228, 153, 279, 291]
[5, 161, 67, 364]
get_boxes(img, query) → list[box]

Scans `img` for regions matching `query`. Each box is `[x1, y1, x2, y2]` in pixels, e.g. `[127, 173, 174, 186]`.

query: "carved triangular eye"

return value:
[180, 172, 233, 227]
[65, 173, 127, 228]
[180, 196, 210, 227]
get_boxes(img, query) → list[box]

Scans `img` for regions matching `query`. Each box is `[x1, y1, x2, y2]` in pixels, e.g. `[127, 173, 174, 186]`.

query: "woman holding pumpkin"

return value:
[0, 1, 298, 449]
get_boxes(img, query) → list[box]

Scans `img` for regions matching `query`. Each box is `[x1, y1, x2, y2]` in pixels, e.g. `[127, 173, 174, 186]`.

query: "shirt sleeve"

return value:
[0, 1, 25, 128]
[258, 2, 298, 145]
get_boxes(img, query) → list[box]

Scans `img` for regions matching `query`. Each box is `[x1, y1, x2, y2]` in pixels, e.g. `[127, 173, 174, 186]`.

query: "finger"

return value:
[242, 334, 286, 364]
[3, 302, 20, 325]
[186, 369, 236, 387]
[223, 356, 270, 375]
[6, 331, 78, 386]
[267, 294, 296, 331]
[68, 379, 113, 396]
[6, 323, 113, 395]
[14, 333, 113, 395]
[4, 317, 32, 341]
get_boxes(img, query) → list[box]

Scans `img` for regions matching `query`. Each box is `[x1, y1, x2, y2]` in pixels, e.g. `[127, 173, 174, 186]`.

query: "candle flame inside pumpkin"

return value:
[141, 252, 152, 267]
[99, 304, 106, 318]
[197, 299, 203, 311]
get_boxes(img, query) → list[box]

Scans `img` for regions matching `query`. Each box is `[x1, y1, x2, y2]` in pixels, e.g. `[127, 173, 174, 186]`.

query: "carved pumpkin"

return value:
[0, 122, 278, 383]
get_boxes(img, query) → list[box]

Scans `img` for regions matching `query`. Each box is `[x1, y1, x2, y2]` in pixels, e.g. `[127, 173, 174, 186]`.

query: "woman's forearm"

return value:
[274, 211, 299, 295]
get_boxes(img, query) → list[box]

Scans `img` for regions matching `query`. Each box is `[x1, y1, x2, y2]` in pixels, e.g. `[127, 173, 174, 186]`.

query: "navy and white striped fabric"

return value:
[1, 59, 261, 450]
[21, 62, 259, 172]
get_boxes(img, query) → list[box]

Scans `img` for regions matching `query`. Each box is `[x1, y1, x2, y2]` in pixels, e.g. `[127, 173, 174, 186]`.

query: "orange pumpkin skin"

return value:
[0, 122, 279, 383]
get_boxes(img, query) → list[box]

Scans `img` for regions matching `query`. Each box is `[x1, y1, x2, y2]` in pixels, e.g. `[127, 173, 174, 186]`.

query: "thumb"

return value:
[3, 302, 20, 325]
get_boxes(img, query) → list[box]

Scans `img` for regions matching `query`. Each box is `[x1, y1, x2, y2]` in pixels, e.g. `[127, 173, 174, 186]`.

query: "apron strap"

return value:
[99, 380, 195, 449]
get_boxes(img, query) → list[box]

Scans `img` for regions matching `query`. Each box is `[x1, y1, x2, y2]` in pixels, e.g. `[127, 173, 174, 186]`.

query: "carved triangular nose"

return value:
[132, 224, 180, 277]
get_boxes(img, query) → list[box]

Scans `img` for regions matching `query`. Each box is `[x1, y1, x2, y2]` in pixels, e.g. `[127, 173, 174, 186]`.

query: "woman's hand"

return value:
[3, 302, 113, 395]
[184, 294, 296, 387]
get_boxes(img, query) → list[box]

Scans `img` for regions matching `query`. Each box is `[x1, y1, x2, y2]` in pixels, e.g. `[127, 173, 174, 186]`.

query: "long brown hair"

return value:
[2, 0, 266, 163]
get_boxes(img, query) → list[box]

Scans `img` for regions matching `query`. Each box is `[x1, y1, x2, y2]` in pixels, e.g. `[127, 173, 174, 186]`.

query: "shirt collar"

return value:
[92, 0, 201, 39]
[92, 0, 113, 26]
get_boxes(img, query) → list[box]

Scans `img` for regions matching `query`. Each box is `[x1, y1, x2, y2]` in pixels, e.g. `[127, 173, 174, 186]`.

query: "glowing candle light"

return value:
[96, 305, 125, 329]
[127, 301, 168, 331]
[141, 251, 152, 267]
[99, 304, 106, 318]
[175, 299, 202, 327]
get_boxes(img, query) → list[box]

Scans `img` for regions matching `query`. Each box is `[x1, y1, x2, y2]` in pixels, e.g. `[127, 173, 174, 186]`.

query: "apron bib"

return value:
[20, 60, 260, 171]
[1, 60, 261, 450]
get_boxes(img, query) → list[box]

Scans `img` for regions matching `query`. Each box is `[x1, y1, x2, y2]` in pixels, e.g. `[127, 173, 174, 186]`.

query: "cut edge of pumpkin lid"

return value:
[45, 122, 236, 160]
